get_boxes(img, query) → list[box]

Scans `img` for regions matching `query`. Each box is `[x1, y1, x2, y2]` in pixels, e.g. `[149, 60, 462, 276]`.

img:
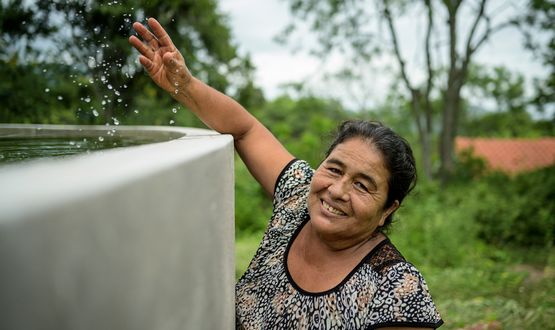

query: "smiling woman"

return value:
[130, 18, 442, 329]
[236, 122, 442, 329]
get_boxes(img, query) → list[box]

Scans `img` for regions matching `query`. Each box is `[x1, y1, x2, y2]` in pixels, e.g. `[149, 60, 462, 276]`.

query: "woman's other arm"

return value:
[129, 18, 293, 195]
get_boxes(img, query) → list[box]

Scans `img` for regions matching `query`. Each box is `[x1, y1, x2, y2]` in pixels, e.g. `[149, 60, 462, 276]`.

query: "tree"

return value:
[280, 0, 530, 183]
[0, 0, 256, 125]
[462, 64, 554, 137]
[520, 0, 554, 113]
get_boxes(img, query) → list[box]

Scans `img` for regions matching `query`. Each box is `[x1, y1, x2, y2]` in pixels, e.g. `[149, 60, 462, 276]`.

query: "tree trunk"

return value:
[421, 128, 433, 180]
[440, 76, 463, 184]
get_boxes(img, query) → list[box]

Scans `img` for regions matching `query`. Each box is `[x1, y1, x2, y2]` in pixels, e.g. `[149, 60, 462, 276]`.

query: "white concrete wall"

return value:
[0, 125, 235, 330]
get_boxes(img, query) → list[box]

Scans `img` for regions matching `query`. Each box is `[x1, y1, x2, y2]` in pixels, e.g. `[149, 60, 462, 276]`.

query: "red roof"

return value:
[456, 137, 555, 174]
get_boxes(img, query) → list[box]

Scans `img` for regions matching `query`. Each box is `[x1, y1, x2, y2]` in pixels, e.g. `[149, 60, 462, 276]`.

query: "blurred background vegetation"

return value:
[1, 0, 554, 328]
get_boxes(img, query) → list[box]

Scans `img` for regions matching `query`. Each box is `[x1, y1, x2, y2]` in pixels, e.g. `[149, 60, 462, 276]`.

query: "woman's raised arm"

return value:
[129, 18, 293, 195]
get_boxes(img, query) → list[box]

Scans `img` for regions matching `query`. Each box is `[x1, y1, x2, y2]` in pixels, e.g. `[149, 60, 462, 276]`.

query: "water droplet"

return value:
[98, 136, 104, 142]
[69, 141, 76, 146]
[88, 56, 96, 68]
[44, 88, 50, 93]
[134, 109, 139, 114]
[92, 109, 99, 117]
[172, 108, 177, 113]
[174, 82, 179, 87]
[57, 95, 63, 101]
[169, 120, 175, 125]
[42, 68, 47, 73]
[117, 98, 122, 103]
[102, 100, 106, 105]
[94, 27, 100, 34]
[84, 97, 91, 103]
[107, 84, 113, 90]
[174, 89, 179, 94]
[112, 117, 120, 125]
[114, 90, 120, 96]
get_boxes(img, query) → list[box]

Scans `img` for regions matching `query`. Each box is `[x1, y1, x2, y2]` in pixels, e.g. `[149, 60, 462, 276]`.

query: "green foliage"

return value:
[390, 180, 488, 268]
[461, 65, 551, 138]
[234, 158, 273, 233]
[235, 230, 264, 279]
[522, 0, 555, 113]
[0, 0, 256, 125]
[472, 166, 555, 247]
[255, 95, 349, 167]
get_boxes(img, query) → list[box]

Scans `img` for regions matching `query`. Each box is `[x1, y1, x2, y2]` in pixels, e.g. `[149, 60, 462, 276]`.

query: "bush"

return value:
[473, 166, 555, 247]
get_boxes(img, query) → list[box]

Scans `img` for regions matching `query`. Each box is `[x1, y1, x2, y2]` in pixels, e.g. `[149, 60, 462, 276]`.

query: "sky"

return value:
[218, 0, 547, 111]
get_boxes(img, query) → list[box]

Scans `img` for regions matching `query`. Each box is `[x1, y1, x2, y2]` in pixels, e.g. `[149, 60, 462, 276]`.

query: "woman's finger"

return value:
[138, 55, 154, 73]
[132, 21, 159, 49]
[128, 35, 155, 60]
[147, 18, 175, 48]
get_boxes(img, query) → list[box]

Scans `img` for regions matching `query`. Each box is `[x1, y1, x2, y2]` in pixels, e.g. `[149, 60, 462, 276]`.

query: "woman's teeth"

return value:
[322, 200, 346, 216]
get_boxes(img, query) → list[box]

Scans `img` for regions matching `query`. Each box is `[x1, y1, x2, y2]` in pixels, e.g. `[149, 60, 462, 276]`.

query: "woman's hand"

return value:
[129, 18, 192, 96]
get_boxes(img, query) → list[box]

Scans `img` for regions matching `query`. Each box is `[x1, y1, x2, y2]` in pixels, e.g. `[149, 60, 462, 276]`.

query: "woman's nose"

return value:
[327, 179, 350, 200]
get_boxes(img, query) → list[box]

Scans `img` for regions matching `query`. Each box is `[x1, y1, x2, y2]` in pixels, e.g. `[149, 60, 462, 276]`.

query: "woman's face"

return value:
[308, 137, 399, 249]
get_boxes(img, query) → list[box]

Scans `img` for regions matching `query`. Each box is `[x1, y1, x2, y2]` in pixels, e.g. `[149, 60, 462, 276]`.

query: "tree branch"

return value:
[462, 0, 515, 72]
[424, 0, 435, 132]
[463, 0, 488, 64]
[382, 0, 424, 138]
[382, 1, 415, 93]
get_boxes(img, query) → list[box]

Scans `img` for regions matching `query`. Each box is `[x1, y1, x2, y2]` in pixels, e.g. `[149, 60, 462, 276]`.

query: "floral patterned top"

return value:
[236, 159, 443, 329]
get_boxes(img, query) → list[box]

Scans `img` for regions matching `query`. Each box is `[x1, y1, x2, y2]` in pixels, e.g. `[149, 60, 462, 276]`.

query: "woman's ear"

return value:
[379, 200, 400, 226]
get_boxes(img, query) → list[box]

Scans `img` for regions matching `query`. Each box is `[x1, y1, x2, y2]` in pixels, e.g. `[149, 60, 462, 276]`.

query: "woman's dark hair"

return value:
[325, 120, 417, 231]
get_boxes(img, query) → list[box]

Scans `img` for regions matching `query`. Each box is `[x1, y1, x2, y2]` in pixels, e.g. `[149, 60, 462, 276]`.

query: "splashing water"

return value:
[88, 56, 96, 68]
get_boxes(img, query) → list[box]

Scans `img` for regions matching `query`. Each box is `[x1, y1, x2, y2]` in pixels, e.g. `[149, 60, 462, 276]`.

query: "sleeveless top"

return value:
[236, 159, 443, 329]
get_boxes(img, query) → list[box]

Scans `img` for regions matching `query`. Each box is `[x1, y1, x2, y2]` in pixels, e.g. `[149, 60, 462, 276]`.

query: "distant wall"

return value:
[0, 125, 235, 330]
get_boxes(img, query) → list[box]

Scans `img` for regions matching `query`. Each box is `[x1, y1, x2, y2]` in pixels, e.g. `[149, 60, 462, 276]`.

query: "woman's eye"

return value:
[355, 182, 368, 192]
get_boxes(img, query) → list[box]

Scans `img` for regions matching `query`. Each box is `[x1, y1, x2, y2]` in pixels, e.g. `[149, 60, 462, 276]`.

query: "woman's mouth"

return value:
[322, 200, 347, 216]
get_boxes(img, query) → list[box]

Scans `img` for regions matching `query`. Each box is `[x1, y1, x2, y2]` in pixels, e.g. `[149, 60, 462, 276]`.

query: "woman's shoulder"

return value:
[364, 238, 407, 273]
[271, 159, 314, 211]
[273, 159, 313, 196]
[364, 240, 444, 329]
[366, 239, 431, 296]
[266, 160, 313, 232]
